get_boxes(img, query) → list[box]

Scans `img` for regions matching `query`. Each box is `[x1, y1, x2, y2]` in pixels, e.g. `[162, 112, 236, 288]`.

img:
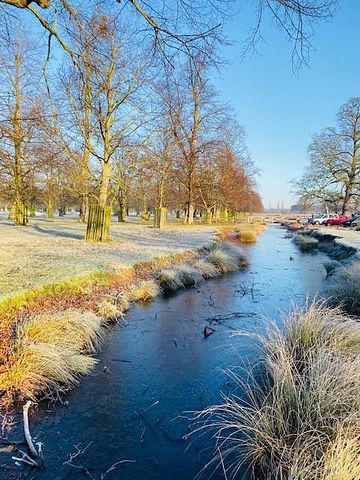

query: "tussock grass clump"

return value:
[207, 243, 248, 273]
[132, 280, 161, 301]
[323, 259, 341, 276]
[20, 310, 104, 353]
[0, 309, 103, 399]
[207, 249, 238, 273]
[324, 261, 360, 315]
[293, 234, 319, 251]
[196, 302, 360, 480]
[237, 231, 257, 243]
[194, 259, 220, 279]
[174, 265, 204, 286]
[157, 269, 184, 292]
[0, 342, 96, 400]
[97, 300, 123, 322]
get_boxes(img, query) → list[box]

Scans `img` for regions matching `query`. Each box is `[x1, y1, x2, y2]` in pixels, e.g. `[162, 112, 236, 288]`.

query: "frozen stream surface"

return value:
[1, 226, 329, 480]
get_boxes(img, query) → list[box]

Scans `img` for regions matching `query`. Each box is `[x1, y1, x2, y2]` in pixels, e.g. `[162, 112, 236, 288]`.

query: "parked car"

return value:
[351, 217, 360, 229]
[340, 215, 360, 227]
[323, 215, 349, 226]
[308, 213, 339, 225]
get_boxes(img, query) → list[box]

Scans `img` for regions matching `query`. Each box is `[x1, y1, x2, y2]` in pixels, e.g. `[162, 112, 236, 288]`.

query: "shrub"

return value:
[324, 261, 360, 316]
[132, 280, 161, 301]
[174, 265, 204, 286]
[157, 269, 184, 292]
[195, 303, 360, 479]
[194, 259, 221, 279]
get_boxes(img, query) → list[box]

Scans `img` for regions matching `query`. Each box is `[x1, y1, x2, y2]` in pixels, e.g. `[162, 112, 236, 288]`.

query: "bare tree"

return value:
[0, 1, 336, 69]
[295, 97, 360, 214]
[0, 37, 42, 224]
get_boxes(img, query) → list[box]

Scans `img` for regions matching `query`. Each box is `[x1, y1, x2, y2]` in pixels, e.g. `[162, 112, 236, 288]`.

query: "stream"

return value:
[1, 226, 329, 480]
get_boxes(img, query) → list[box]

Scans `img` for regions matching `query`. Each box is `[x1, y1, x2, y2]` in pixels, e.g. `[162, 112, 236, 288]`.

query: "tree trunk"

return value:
[85, 205, 111, 241]
[117, 188, 127, 222]
[85, 161, 112, 241]
[79, 195, 89, 223]
[154, 207, 167, 228]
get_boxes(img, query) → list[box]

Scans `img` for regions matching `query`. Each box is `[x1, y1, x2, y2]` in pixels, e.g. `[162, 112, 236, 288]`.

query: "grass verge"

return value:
[0, 240, 249, 402]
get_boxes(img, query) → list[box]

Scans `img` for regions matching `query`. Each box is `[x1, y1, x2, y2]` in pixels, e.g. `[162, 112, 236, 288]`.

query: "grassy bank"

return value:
[0, 237, 251, 403]
[197, 302, 360, 479]
[218, 223, 266, 244]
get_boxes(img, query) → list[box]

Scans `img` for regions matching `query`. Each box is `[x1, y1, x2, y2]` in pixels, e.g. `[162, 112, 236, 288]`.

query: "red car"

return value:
[323, 215, 349, 226]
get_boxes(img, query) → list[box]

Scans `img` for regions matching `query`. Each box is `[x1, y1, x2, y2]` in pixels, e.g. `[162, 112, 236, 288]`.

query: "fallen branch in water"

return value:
[14, 401, 44, 468]
[101, 459, 136, 479]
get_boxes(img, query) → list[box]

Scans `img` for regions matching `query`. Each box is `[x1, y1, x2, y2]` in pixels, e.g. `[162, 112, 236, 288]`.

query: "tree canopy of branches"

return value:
[295, 97, 360, 214]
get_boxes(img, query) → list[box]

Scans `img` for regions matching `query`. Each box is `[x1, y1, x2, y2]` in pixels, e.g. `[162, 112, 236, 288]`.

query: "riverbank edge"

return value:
[0, 224, 265, 405]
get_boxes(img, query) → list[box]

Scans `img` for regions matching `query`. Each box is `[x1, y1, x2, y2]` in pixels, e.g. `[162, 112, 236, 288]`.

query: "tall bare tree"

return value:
[295, 97, 360, 214]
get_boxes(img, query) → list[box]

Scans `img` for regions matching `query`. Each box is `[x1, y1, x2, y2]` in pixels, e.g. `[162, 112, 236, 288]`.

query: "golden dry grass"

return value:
[194, 259, 221, 279]
[174, 265, 204, 286]
[132, 280, 161, 301]
[20, 310, 104, 353]
[157, 269, 185, 292]
[0, 342, 97, 400]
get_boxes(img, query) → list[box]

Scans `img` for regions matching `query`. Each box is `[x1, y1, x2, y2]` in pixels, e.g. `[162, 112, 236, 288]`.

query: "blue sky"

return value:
[214, 1, 360, 208]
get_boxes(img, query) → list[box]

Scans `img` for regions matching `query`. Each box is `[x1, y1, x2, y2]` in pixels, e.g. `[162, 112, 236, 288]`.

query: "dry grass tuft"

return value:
[157, 269, 184, 292]
[0, 342, 97, 400]
[195, 302, 360, 479]
[20, 310, 104, 353]
[207, 243, 248, 273]
[323, 260, 340, 276]
[207, 249, 238, 273]
[194, 259, 221, 279]
[97, 300, 122, 322]
[293, 234, 319, 251]
[174, 265, 204, 286]
[324, 261, 360, 316]
[237, 231, 257, 243]
[132, 280, 161, 301]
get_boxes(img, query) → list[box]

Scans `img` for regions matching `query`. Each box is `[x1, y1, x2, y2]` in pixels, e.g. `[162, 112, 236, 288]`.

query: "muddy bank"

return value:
[0, 227, 329, 480]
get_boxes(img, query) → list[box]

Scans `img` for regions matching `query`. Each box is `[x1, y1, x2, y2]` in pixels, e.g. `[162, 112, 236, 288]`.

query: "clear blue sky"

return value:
[214, 1, 360, 209]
